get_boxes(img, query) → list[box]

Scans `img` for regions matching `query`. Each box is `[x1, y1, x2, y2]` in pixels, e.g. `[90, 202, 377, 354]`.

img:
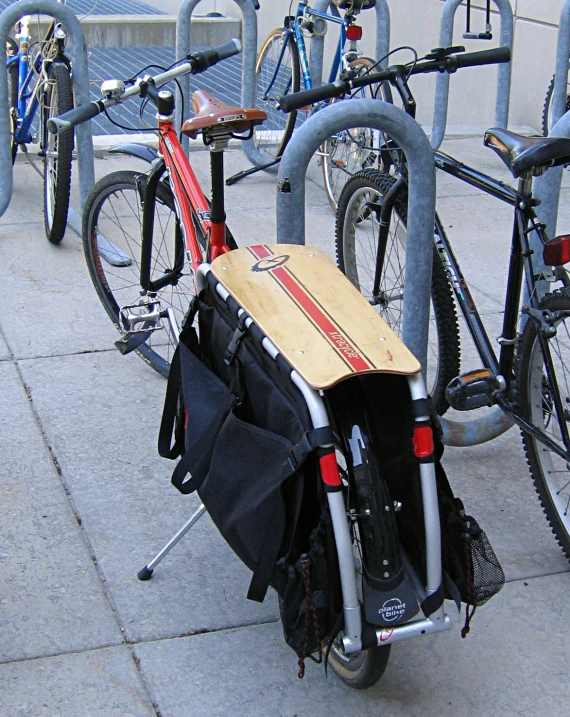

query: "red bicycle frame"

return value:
[157, 117, 230, 276]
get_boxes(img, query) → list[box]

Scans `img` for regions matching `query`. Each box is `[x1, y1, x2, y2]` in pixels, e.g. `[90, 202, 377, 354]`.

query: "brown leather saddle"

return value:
[181, 89, 267, 139]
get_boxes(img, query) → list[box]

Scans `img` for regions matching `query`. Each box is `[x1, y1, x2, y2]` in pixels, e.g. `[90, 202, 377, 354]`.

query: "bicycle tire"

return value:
[6, 37, 18, 163]
[321, 57, 393, 211]
[82, 170, 205, 378]
[335, 169, 460, 415]
[253, 28, 300, 164]
[327, 383, 392, 689]
[516, 287, 570, 559]
[43, 62, 73, 244]
[542, 64, 570, 136]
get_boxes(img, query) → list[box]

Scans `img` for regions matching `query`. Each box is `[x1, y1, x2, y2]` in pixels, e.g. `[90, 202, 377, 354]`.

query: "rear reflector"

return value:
[544, 235, 570, 266]
[346, 25, 363, 41]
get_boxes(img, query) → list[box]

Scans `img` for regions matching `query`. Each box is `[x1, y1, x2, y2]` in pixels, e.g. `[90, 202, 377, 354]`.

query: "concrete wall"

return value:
[154, 0, 562, 132]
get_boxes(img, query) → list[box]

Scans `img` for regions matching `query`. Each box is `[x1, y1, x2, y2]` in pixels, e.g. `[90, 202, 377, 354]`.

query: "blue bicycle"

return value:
[251, 0, 388, 209]
[6, 10, 73, 243]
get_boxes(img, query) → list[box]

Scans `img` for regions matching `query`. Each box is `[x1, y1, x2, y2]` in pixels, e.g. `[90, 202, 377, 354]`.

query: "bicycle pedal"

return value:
[446, 369, 499, 411]
[119, 301, 163, 333]
[115, 332, 152, 356]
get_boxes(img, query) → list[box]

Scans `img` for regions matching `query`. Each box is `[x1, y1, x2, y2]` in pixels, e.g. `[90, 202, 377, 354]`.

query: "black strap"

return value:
[158, 344, 185, 460]
[246, 498, 286, 603]
[420, 584, 445, 617]
[288, 427, 334, 471]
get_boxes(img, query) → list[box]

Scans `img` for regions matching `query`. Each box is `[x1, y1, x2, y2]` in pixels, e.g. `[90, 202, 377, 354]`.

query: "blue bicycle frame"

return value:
[263, 1, 353, 101]
[6, 19, 67, 146]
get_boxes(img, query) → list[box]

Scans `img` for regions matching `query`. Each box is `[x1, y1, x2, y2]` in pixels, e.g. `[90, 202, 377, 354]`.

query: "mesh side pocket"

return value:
[276, 506, 341, 663]
[468, 527, 505, 606]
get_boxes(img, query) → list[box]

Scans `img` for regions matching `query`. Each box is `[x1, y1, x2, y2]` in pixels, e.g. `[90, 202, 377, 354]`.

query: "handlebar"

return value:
[278, 46, 511, 113]
[47, 38, 243, 135]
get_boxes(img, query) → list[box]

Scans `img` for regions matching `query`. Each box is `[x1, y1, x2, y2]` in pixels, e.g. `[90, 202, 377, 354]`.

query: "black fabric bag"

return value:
[158, 276, 341, 649]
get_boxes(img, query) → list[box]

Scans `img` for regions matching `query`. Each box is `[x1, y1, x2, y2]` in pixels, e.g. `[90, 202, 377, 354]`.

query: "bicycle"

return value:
[6, 7, 73, 244]
[48, 41, 511, 689]
[281, 45, 570, 561]
[231, 0, 389, 209]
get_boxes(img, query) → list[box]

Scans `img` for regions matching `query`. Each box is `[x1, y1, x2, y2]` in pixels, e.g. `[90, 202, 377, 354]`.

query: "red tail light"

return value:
[543, 235, 570, 266]
[346, 25, 362, 41]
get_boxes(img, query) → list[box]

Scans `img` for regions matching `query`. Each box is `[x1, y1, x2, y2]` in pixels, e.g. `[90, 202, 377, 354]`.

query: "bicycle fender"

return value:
[109, 143, 158, 164]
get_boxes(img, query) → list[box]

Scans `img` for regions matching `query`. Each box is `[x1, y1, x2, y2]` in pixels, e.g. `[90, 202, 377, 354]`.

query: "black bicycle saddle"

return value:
[484, 127, 570, 178]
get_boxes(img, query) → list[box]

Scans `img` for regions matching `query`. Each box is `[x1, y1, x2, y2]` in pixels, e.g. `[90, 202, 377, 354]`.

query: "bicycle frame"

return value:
[138, 116, 230, 294]
[263, 2, 355, 101]
[376, 149, 570, 463]
[7, 16, 68, 146]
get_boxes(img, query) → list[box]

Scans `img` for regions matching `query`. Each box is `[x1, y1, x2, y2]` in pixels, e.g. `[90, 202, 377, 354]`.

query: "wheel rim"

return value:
[527, 317, 570, 535]
[45, 82, 58, 230]
[88, 181, 196, 369]
[341, 185, 441, 395]
[254, 33, 295, 155]
[323, 63, 389, 209]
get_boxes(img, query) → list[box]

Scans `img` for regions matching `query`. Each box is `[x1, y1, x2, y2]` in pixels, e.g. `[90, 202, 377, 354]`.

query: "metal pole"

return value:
[430, 0, 513, 150]
[176, 0, 257, 157]
[0, 0, 95, 216]
[276, 98, 435, 376]
[547, 0, 570, 132]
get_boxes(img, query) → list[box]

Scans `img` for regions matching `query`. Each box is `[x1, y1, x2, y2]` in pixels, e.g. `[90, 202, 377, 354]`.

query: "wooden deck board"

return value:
[210, 244, 420, 389]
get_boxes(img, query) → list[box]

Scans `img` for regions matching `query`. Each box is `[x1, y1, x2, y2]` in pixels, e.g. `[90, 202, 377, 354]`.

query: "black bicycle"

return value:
[282, 46, 570, 560]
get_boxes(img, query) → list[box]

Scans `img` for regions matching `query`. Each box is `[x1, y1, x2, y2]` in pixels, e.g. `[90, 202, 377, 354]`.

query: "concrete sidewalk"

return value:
[1, 139, 570, 716]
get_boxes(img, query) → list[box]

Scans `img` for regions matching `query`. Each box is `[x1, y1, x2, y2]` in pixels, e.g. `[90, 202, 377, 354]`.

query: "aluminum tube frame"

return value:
[310, 0, 390, 87]
[276, 98, 435, 377]
[548, 0, 570, 132]
[0, 0, 95, 216]
[176, 0, 258, 160]
[430, 0, 513, 150]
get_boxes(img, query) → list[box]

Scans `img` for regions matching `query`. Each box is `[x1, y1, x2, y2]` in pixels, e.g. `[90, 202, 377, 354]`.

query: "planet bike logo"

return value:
[251, 255, 290, 272]
[379, 598, 406, 622]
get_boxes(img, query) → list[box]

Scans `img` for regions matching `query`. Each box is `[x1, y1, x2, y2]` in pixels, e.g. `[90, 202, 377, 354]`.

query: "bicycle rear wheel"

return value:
[43, 62, 73, 244]
[321, 57, 393, 210]
[517, 288, 570, 559]
[253, 28, 300, 164]
[327, 381, 393, 689]
[336, 170, 460, 415]
[82, 170, 202, 377]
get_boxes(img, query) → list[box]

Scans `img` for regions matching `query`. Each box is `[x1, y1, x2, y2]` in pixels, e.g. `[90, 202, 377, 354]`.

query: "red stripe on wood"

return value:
[272, 265, 371, 371]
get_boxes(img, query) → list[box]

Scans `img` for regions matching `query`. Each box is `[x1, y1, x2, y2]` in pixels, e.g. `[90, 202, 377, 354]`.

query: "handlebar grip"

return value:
[191, 38, 242, 73]
[452, 46, 511, 69]
[47, 100, 104, 135]
[278, 80, 347, 113]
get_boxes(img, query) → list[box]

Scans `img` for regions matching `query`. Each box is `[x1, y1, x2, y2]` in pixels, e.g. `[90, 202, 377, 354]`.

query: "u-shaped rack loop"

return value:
[0, 0, 95, 218]
[430, 0, 513, 150]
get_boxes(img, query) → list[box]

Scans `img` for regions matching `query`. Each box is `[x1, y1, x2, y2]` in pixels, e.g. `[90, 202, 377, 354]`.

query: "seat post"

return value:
[209, 140, 226, 225]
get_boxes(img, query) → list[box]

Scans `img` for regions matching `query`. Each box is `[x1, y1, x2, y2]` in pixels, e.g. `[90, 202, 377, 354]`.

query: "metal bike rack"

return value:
[276, 98, 435, 377]
[430, 0, 513, 150]
[0, 0, 95, 217]
[310, 0, 390, 88]
[546, 0, 570, 132]
[176, 0, 259, 165]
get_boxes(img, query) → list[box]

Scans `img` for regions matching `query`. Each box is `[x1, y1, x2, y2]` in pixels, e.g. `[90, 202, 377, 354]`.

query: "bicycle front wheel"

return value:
[517, 287, 570, 559]
[6, 37, 18, 164]
[82, 170, 201, 377]
[321, 57, 393, 211]
[253, 28, 300, 163]
[43, 62, 73, 244]
[336, 170, 460, 415]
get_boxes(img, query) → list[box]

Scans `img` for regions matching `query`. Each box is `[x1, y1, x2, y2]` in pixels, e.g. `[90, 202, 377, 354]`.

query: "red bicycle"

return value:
[49, 39, 263, 376]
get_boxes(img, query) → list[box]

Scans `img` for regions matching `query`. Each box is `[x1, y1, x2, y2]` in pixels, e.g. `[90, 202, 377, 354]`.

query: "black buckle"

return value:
[224, 315, 248, 366]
